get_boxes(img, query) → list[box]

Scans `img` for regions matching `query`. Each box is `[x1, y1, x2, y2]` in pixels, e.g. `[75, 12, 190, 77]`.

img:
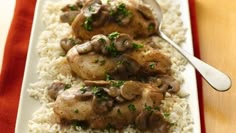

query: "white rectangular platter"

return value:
[15, 0, 201, 132]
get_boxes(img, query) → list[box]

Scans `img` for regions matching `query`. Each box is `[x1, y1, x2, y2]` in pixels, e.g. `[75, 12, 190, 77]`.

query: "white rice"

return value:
[27, 0, 193, 132]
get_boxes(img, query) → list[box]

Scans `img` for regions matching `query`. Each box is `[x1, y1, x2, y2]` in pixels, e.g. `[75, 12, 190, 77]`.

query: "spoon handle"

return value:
[159, 31, 232, 91]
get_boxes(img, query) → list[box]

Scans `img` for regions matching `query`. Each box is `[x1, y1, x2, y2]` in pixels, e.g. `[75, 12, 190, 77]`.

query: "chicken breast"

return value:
[53, 81, 169, 131]
[71, 0, 158, 40]
[67, 41, 171, 80]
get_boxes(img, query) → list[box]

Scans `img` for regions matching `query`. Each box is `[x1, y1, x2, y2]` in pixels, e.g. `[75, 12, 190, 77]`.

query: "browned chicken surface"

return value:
[53, 0, 181, 132]
[66, 32, 171, 80]
[71, 0, 158, 40]
[53, 81, 170, 132]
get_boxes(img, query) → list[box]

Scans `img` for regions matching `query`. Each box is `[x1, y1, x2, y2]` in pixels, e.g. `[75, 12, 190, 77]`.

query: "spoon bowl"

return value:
[142, 0, 232, 91]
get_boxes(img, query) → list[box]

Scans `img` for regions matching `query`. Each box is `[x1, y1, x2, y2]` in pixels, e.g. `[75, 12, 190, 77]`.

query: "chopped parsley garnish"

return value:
[116, 3, 130, 17]
[83, 17, 93, 31]
[105, 42, 120, 57]
[68, 38, 76, 46]
[132, 43, 144, 50]
[108, 32, 120, 40]
[99, 60, 106, 65]
[92, 86, 109, 101]
[78, 3, 83, 8]
[117, 109, 122, 115]
[64, 84, 71, 90]
[144, 104, 152, 112]
[80, 87, 87, 94]
[69, 5, 77, 11]
[111, 80, 124, 88]
[148, 23, 155, 31]
[149, 63, 156, 69]
[99, 38, 106, 44]
[88, 6, 95, 12]
[163, 112, 170, 117]
[74, 109, 79, 114]
[117, 60, 124, 65]
[94, 58, 99, 63]
[109, 3, 132, 24]
[128, 104, 136, 112]
[106, 74, 111, 81]
[154, 106, 160, 111]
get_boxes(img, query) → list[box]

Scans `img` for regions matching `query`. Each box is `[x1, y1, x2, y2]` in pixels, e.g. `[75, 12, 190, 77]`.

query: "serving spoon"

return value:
[142, 0, 231, 91]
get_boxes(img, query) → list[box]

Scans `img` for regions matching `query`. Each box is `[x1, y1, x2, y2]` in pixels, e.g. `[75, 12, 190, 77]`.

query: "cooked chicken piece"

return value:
[67, 40, 171, 80]
[67, 47, 117, 80]
[71, 0, 158, 40]
[123, 45, 172, 75]
[53, 81, 168, 131]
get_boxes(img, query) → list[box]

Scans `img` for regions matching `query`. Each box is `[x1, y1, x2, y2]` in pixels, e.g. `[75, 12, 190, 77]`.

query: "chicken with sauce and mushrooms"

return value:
[51, 0, 183, 132]
[53, 80, 170, 132]
[66, 32, 171, 80]
[64, 0, 158, 40]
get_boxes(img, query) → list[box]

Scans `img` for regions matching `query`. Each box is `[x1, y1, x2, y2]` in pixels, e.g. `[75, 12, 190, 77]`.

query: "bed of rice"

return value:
[27, 0, 193, 132]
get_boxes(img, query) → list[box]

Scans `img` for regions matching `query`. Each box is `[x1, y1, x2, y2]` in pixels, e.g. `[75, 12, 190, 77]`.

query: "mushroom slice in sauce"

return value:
[60, 11, 80, 24]
[120, 81, 143, 100]
[60, 38, 82, 52]
[48, 82, 66, 100]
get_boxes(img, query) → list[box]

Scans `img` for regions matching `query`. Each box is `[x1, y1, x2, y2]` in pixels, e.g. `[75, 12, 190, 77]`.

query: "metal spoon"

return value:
[142, 0, 231, 91]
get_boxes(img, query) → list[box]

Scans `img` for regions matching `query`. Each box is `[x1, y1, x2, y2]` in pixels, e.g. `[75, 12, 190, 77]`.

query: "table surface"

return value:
[0, 0, 235, 132]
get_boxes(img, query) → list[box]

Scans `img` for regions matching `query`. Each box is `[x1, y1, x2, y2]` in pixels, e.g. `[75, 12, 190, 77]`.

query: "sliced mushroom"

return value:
[48, 82, 65, 100]
[60, 11, 80, 24]
[83, 0, 102, 17]
[149, 91, 164, 107]
[168, 80, 180, 93]
[75, 41, 93, 54]
[60, 38, 82, 52]
[75, 91, 93, 101]
[91, 96, 114, 114]
[92, 8, 110, 27]
[120, 81, 143, 100]
[61, 0, 83, 12]
[104, 87, 120, 97]
[113, 34, 133, 52]
[137, 4, 155, 20]
[158, 76, 180, 94]
[84, 80, 110, 87]
[148, 111, 170, 132]
[135, 111, 150, 130]
[90, 34, 110, 53]
[115, 96, 125, 103]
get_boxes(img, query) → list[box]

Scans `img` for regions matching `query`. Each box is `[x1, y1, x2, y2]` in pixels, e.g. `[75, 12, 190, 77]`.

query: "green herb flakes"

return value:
[74, 109, 79, 114]
[106, 74, 111, 81]
[83, 17, 93, 31]
[149, 63, 156, 69]
[108, 32, 120, 40]
[148, 23, 155, 31]
[163, 112, 170, 117]
[80, 87, 87, 94]
[132, 43, 143, 50]
[69, 5, 77, 11]
[64, 84, 71, 90]
[111, 80, 124, 88]
[117, 109, 122, 115]
[128, 104, 136, 112]
[144, 104, 152, 112]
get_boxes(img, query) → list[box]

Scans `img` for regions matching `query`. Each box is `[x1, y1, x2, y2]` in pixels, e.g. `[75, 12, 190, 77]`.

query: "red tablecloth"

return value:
[0, 0, 205, 132]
